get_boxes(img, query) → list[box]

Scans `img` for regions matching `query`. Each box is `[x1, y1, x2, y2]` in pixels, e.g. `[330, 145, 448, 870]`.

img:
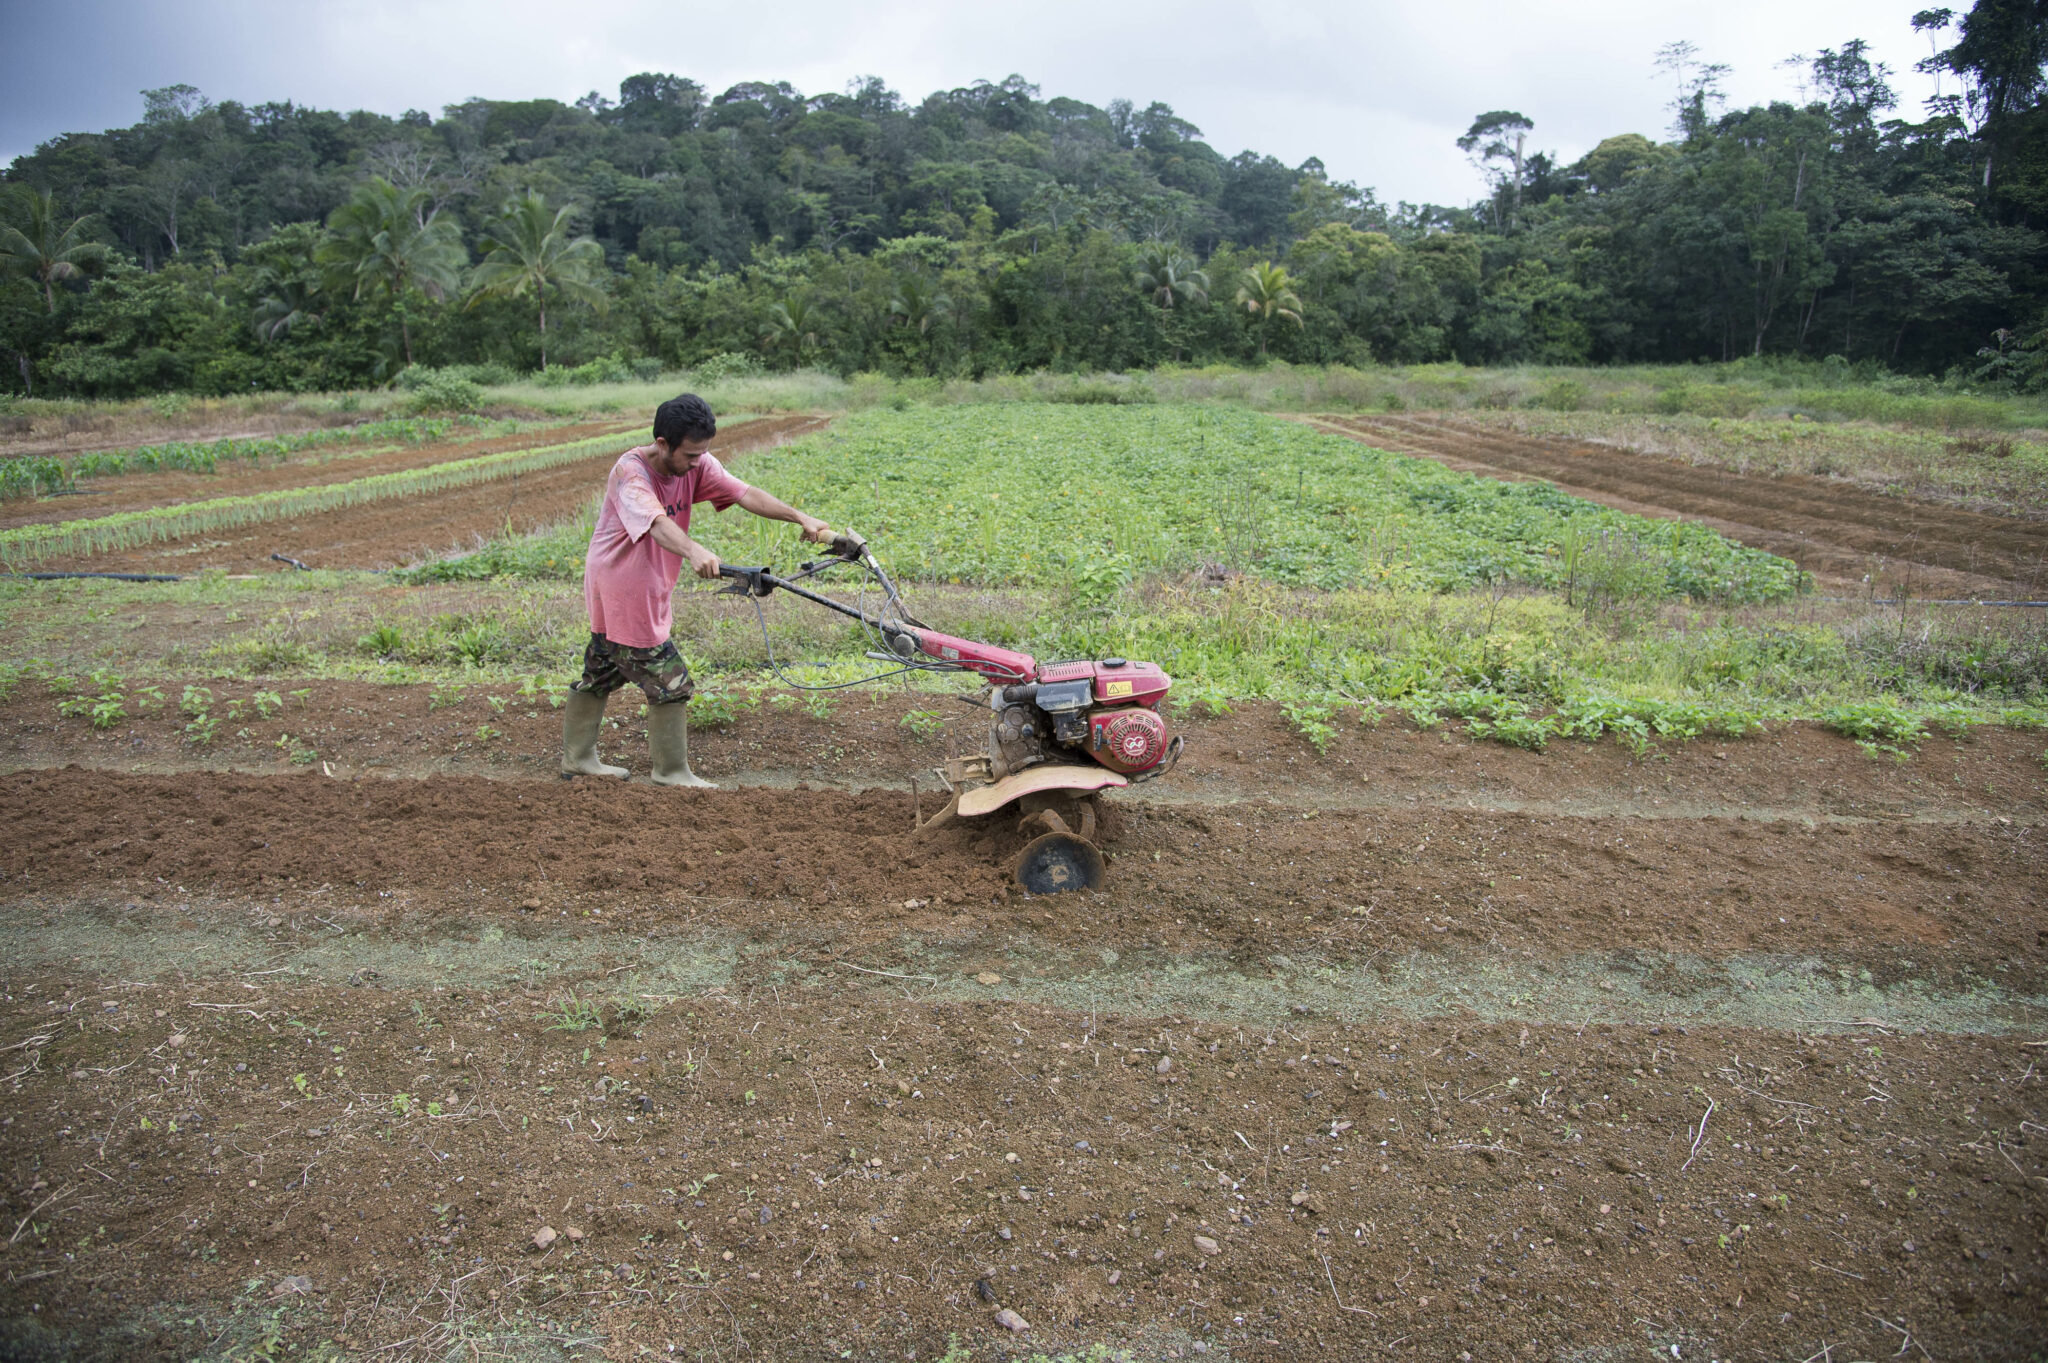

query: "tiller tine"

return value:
[1013, 808, 1106, 895]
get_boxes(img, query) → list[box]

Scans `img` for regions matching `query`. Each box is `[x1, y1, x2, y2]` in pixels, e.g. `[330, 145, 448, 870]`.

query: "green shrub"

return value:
[401, 372, 484, 415]
[693, 351, 764, 383]
[1050, 382, 1153, 406]
[565, 356, 634, 386]
[462, 361, 518, 386]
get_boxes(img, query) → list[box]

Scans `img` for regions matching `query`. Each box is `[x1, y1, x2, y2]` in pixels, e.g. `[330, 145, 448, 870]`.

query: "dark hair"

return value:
[653, 394, 716, 446]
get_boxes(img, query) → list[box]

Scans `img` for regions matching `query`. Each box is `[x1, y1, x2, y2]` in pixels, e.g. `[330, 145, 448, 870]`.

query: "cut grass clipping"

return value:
[420, 404, 1804, 603]
[0, 430, 630, 568]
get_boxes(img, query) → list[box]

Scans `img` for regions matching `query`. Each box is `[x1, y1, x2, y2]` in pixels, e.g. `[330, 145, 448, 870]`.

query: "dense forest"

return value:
[2, 0, 2045, 397]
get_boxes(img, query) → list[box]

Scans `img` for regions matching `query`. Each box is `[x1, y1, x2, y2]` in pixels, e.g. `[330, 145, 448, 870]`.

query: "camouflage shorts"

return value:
[570, 634, 695, 705]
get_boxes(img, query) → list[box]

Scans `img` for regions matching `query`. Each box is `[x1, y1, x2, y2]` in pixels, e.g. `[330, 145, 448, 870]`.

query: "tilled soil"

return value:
[0, 695, 2043, 1359]
[2, 685, 2045, 984]
[1307, 414, 2048, 599]
[29, 415, 831, 575]
[1, 975, 2040, 1362]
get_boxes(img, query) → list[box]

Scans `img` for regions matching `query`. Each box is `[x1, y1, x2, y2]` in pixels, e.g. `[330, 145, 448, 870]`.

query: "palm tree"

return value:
[1134, 245, 1209, 310]
[760, 294, 822, 368]
[252, 265, 322, 341]
[887, 273, 952, 335]
[1235, 261, 1303, 356]
[1135, 244, 1210, 362]
[315, 178, 466, 366]
[466, 191, 608, 370]
[0, 188, 110, 312]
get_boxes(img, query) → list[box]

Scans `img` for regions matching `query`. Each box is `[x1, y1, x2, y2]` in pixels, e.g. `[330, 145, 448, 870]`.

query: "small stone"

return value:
[869, 1157, 883, 1168]
[635, 1094, 652, 1113]
[305, 1128, 324, 1138]
[266, 916, 284, 928]
[1004, 1152, 1019, 1163]
[1290, 1190, 1311, 1207]
[1193, 1234, 1221, 1255]
[565, 1227, 584, 1242]
[269, 1274, 313, 1297]
[520, 898, 541, 911]
[998, 1226, 1013, 1241]
[1155, 1056, 1172, 1075]
[167, 1033, 186, 1048]
[1074, 1140, 1091, 1151]
[1107, 1269, 1121, 1286]
[532, 1227, 557, 1250]
[896, 1080, 911, 1096]
[1902, 1240, 1916, 1253]
[976, 1278, 998, 1303]
[993, 1308, 1030, 1333]
[975, 972, 1001, 986]
[721, 1250, 734, 1261]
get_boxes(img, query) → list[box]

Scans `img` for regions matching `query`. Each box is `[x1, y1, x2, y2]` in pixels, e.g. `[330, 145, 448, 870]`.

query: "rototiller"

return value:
[718, 532, 1182, 894]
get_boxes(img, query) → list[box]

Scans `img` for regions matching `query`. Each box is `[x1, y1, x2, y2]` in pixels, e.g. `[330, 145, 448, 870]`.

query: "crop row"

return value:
[0, 431, 627, 567]
[681, 404, 1805, 603]
[0, 417, 506, 501]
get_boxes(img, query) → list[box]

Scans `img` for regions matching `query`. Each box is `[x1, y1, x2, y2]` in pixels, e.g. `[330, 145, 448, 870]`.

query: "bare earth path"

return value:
[1308, 414, 2048, 599]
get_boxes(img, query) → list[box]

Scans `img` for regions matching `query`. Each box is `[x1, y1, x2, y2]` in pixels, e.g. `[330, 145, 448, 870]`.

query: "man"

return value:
[562, 393, 831, 788]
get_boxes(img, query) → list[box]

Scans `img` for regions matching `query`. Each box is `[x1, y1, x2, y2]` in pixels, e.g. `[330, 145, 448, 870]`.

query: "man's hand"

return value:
[686, 543, 722, 580]
[796, 514, 832, 545]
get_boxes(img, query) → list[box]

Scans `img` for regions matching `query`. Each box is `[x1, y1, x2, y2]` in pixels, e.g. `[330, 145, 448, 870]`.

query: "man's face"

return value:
[655, 436, 713, 475]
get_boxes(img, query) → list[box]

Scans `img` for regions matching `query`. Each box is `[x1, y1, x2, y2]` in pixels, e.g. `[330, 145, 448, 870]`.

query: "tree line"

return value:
[1, 0, 2044, 398]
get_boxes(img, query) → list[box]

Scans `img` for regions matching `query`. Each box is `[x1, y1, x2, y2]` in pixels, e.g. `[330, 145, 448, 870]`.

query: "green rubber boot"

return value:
[560, 689, 628, 779]
[647, 702, 715, 789]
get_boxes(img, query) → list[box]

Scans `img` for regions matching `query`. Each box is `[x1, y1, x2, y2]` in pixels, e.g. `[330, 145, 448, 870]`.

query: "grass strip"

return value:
[0, 431, 632, 568]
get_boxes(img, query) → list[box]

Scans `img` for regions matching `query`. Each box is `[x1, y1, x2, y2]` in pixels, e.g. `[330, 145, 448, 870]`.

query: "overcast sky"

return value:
[2, 0, 1950, 206]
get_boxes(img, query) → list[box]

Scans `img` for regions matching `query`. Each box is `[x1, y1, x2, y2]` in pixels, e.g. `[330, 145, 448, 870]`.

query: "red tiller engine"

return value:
[876, 626, 1178, 785]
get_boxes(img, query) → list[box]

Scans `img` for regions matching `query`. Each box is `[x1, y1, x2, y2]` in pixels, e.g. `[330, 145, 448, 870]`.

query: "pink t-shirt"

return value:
[583, 446, 751, 648]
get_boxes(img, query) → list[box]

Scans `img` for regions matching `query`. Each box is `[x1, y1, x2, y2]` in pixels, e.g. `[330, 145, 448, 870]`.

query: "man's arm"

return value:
[737, 485, 831, 543]
[648, 514, 723, 580]
[649, 490, 830, 582]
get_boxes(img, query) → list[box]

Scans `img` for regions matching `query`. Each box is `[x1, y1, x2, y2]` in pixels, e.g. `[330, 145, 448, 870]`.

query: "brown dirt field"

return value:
[1, 684, 2043, 982]
[1, 698, 2044, 1358]
[30, 416, 832, 575]
[0, 420, 641, 535]
[1307, 414, 2048, 600]
[0, 975, 2039, 1362]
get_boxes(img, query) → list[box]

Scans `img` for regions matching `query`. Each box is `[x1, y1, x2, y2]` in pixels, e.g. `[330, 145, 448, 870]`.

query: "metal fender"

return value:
[956, 765, 1129, 818]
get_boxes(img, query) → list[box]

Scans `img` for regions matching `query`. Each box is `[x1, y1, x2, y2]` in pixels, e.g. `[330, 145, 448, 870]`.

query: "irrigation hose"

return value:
[1814, 597, 2048, 607]
[7, 572, 183, 582]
